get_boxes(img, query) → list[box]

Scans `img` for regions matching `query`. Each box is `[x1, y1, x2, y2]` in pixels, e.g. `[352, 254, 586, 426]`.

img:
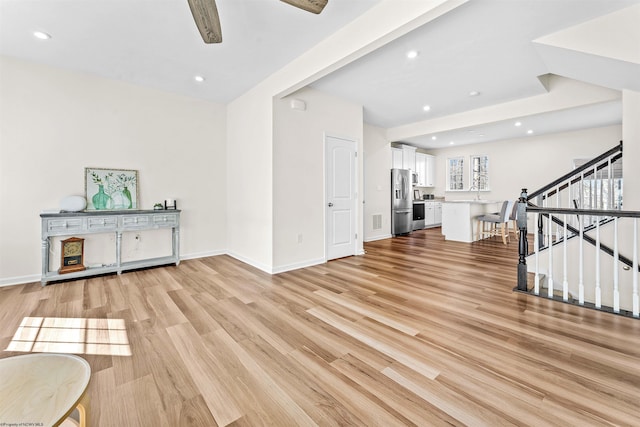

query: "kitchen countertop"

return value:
[443, 199, 500, 204]
[414, 197, 444, 202]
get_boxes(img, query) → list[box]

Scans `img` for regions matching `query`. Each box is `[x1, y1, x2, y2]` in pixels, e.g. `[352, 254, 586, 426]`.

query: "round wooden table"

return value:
[0, 353, 91, 427]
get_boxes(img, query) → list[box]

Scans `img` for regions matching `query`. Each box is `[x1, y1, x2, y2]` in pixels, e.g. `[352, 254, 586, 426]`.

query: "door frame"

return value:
[324, 133, 360, 261]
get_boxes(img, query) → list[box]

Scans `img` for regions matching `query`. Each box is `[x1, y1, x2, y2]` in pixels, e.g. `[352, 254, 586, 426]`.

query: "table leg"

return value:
[77, 392, 90, 427]
[116, 231, 122, 274]
[41, 238, 49, 286]
[173, 227, 180, 266]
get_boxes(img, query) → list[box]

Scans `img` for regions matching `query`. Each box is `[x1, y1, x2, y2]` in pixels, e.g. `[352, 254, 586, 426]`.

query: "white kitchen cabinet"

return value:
[424, 154, 435, 187]
[413, 152, 435, 187]
[434, 202, 442, 224]
[424, 202, 435, 226]
[402, 145, 416, 171]
[391, 147, 403, 169]
[424, 201, 442, 227]
[391, 144, 417, 171]
[415, 153, 426, 186]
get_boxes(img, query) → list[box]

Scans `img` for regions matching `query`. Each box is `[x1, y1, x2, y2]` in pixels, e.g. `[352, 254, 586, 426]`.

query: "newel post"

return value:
[517, 188, 529, 292]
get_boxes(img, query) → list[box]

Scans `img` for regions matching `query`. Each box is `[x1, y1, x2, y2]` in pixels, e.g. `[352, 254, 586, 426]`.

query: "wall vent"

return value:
[372, 214, 383, 230]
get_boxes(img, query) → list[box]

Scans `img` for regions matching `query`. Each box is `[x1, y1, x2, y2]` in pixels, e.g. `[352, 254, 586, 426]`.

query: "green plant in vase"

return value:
[90, 172, 113, 209]
[122, 186, 132, 208]
[92, 184, 112, 210]
[116, 173, 136, 209]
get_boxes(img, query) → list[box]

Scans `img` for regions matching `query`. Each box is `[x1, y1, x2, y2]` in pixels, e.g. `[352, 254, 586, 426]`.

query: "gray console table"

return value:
[40, 209, 180, 286]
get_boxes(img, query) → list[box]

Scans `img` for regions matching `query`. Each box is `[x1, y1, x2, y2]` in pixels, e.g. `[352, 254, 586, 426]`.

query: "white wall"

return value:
[429, 125, 623, 203]
[623, 90, 640, 210]
[225, 1, 462, 272]
[363, 124, 392, 242]
[272, 88, 363, 271]
[0, 56, 227, 285]
[226, 86, 274, 272]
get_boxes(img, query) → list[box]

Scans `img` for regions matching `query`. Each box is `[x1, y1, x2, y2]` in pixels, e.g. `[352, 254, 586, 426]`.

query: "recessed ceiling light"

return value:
[407, 50, 419, 59]
[514, 121, 522, 127]
[469, 91, 480, 97]
[422, 105, 431, 112]
[33, 31, 51, 40]
[527, 129, 534, 135]
[449, 141, 455, 145]
[431, 136, 437, 141]
[194, 75, 205, 83]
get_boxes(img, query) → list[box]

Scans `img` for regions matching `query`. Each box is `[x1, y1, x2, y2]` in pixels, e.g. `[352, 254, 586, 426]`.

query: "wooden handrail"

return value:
[528, 141, 622, 200]
[541, 153, 622, 199]
[527, 206, 640, 219]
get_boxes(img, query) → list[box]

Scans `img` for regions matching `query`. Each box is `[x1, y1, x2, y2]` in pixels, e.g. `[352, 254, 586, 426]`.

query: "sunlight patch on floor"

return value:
[5, 317, 132, 356]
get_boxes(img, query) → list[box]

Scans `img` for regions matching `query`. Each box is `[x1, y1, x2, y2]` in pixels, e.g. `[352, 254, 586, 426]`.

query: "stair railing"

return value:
[528, 141, 623, 252]
[516, 189, 640, 318]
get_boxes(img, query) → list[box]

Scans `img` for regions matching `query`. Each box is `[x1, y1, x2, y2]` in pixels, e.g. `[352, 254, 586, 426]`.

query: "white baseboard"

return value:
[364, 233, 392, 242]
[0, 274, 41, 288]
[272, 257, 326, 274]
[0, 251, 227, 288]
[0, 249, 357, 287]
[226, 251, 275, 274]
[180, 249, 226, 261]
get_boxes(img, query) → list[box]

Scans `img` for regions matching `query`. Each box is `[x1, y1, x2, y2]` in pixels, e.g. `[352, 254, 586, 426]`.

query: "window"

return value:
[572, 158, 623, 211]
[470, 155, 489, 191]
[447, 157, 465, 191]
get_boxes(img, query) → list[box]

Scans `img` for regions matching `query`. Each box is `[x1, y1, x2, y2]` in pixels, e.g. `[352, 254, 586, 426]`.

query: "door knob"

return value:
[328, 202, 334, 207]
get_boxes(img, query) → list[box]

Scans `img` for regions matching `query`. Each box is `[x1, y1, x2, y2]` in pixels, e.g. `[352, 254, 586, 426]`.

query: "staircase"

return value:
[515, 141, 640, 318]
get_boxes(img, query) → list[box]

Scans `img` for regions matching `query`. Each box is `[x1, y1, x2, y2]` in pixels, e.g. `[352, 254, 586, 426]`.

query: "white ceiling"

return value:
[310, 0, 639, 148]
[1, 0, 638, 149]
[0, 0, 380, 102]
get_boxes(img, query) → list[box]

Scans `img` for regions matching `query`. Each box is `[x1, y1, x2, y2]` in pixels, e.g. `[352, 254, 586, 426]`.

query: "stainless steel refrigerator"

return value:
[391, 168, 413, 235]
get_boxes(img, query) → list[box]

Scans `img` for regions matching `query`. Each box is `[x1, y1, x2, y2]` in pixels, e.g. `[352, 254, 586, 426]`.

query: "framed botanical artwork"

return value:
[85, 167, 138, 210]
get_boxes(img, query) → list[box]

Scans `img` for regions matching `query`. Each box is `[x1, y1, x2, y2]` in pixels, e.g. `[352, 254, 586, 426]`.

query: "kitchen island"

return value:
[441, 200, 501, 242]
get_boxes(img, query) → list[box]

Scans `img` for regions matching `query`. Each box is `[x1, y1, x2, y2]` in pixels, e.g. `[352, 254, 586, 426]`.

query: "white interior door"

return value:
[326, 135, 356, 260]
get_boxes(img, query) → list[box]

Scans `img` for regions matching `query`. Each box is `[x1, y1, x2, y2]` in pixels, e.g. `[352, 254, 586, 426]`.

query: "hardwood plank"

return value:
[165, 322, 244, 426]
[208, 328, 318, 426]
[382, 365, 518, 426]
[313, 288, 421, 336]
[288, 346, 408, 427]
[330, 354, 459, 426]
[1, 228, 639, 425]
[307, 306, 440, 380]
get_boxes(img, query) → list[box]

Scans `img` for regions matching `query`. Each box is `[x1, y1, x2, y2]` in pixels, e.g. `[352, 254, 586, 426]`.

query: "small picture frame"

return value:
[164, 199, 177, 210]
[85, 167, 138, 210]
[413, 189, 420, 200]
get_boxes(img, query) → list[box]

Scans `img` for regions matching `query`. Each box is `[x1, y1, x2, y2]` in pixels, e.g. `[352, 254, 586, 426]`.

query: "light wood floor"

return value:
[2, 228, 640, 426]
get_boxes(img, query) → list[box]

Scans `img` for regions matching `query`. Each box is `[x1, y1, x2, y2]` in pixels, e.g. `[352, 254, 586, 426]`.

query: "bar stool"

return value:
[476, 200, 512, 244]
[508, 200, 519, 240]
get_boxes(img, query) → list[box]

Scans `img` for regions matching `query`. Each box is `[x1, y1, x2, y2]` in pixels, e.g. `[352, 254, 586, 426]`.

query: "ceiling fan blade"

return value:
[187, 0, 222, 43]
[280, 0, 328, 14]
